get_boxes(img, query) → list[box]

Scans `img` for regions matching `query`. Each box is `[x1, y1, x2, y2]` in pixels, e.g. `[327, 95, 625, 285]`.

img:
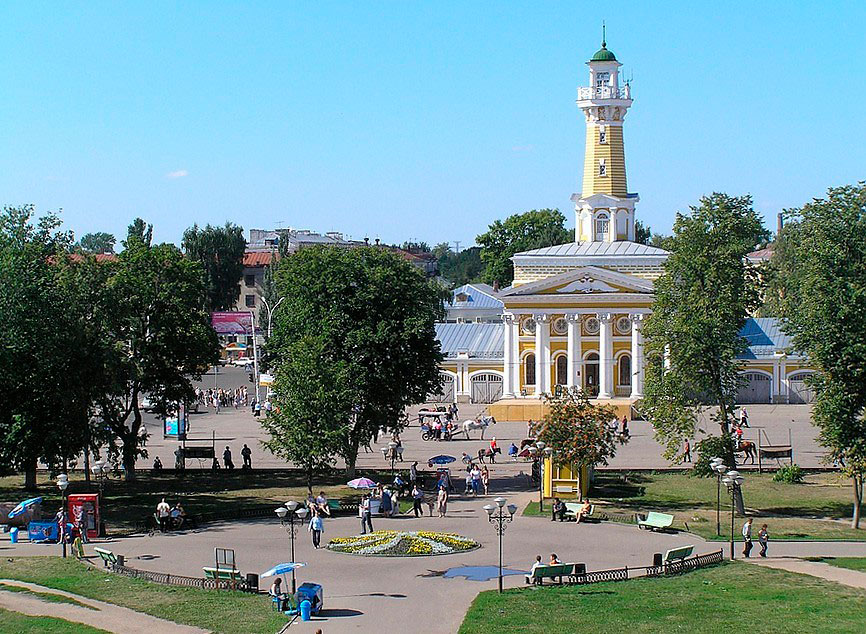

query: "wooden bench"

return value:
[563, 503, 594, 522]
[637, 512, 674, 531]
[203, 567, 244, 582]
[526, 563, 574, 585]
[663, 545, 694, 564]
[327, 499, 342, 513]
[94, 547, 117, 567]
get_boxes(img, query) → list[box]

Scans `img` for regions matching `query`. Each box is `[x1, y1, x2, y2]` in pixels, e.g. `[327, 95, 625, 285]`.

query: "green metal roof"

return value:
[591, 44, 617, 62]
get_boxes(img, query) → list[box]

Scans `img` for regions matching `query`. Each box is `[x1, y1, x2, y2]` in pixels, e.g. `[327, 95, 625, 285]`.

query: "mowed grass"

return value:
[0, 469, 407, 533]
[0, 557, 287, 634]
[806, 557, 866, 573]
[459, 562, 866, 634]
[0, 608, 109, 634]
[0, 584, 97, 609]
[525, 471, 865, 541]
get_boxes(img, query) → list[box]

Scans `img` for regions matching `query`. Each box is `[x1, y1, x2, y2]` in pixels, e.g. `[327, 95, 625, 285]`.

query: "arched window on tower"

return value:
[595, 213, 609, 241]
[525, 354, 536, 386]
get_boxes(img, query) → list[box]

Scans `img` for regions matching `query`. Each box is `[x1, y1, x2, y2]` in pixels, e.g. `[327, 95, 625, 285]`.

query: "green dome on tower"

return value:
[591, 43, 617, 62]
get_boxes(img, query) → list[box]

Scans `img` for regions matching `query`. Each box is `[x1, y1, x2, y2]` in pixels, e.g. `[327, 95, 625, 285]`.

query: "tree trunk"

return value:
[123, 443, 137, 481]
[307, 463, 314, 497]
[23, 457, 38, 491]
[344, 442, 359, 479]
[853, 474, 863, 530]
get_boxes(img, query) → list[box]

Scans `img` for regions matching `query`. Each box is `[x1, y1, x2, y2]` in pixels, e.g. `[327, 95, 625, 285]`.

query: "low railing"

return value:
[645, 549, 725, 577]
[110, 563, 258, 593]
[577, 85, 632, 100]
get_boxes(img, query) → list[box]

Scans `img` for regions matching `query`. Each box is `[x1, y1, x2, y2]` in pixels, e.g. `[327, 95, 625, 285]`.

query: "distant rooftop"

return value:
[447, 283, 503, 310]
[514, 241, 670, 258]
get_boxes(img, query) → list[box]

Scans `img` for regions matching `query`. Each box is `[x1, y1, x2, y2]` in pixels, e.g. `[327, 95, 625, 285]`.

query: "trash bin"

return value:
[300, 600, 311, 622]
[653, 553, 663, 567]
[9, 528, 18, 544]
[245, 573, 259, 591]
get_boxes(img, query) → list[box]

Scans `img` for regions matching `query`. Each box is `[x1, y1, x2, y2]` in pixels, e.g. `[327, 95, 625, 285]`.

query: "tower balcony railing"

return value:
[577, 85, 632, 101]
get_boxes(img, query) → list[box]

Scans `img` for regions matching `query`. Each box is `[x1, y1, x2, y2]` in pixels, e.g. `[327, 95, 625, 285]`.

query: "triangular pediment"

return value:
[500, 266, 654, 296]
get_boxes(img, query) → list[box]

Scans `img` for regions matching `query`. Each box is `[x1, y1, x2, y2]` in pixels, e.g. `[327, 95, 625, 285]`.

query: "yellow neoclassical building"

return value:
[435, 38, 814, 420]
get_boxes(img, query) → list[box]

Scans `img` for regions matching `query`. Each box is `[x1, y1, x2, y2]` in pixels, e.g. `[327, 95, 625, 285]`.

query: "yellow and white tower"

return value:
[572, 33, 638, 243]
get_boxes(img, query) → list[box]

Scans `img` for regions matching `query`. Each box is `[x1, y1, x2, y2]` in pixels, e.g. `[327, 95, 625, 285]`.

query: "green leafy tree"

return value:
[268, 246, 445, 476]
[401, 241, 431, 253]
[476, 209, 571, 287]
[93, 237, 219, 479]
[770, 183, 866, 528]
[649, 232, 675, 251]
[536, 389, 620, 499]
[634, 220, 652, 245]
[125, 218, 153, 248]
[77, 231, 116, 254]
[182, 222, 247, 311]
[641, 193, 769, 461]
[0, 205, 88, 489]
[438, 246, 484, 287]
[261, 336, 353, 494]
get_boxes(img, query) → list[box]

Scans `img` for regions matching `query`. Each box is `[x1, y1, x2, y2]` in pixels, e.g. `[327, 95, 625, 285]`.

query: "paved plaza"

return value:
[135, 366, 826, 474]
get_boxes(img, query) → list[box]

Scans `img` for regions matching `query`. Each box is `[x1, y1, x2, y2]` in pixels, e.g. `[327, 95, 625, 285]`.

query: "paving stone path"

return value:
[0, 579, 206, 634]
[743, 557, 866, 590]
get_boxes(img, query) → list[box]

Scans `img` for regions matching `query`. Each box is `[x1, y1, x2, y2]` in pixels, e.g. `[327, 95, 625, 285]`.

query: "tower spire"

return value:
[602, 21, 606, 48]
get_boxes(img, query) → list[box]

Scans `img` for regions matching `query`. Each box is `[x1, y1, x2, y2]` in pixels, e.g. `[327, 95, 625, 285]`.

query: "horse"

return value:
[735, 441, 758, 464]
[462, 415, 495, 440]
[519, 438, 537, 451]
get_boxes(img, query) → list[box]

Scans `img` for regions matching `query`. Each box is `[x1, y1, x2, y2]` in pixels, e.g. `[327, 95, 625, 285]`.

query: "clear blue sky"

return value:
[2, 2, 864, 248]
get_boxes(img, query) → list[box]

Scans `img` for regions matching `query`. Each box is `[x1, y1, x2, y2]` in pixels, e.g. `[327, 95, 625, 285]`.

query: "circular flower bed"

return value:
[327, 530, 480, 557]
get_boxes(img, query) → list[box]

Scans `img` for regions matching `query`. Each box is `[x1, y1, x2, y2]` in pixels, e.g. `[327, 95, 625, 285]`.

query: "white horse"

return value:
[462, 415, 496, 440]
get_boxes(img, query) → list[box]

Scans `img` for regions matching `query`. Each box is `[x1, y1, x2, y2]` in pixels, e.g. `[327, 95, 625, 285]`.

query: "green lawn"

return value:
[459, 562, 866, 633]
[525, 471, 865, 541]
[0, 557, 288, 634]
[0, 608, 108, 634]
[0, 584, 97, 609]
[0, 468, 410, 533]
[806, 557, 866, 573]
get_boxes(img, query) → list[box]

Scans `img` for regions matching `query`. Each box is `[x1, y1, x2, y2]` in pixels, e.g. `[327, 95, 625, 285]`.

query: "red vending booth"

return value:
[67, 493, 101, 539]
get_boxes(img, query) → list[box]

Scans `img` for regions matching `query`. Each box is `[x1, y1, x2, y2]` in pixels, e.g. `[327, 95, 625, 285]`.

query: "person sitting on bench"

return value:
[549, 553, 562, 565]
[525, 555, 543, 584]
[269, 578, 290, 611]
[551, 497, 566, 522]
[576, 498, 591, 523]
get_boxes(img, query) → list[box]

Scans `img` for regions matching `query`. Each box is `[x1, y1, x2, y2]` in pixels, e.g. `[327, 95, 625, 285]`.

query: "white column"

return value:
[512, 315, 521, 396]
[566, 314, 582, 389]
[598, 313, 613, 399]
[534, 314, 550, 397]
[630, 314, 644, 399]
[779, 355, 788, 404]
[503, 314, 515, 398]
[773, 352, 787, 404]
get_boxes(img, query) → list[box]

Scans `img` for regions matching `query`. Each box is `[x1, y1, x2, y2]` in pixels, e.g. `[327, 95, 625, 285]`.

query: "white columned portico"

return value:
[566, 314, 582, 389]
[534, 314, 550, 397]
[598, 312, 613, 399]
[503, 315, 515, 398]
[630, 314, 645, 399]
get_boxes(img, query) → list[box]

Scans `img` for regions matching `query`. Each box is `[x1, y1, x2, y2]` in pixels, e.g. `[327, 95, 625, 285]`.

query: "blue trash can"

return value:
[300, 600, 311, 622]
[9, 528, 18, 544]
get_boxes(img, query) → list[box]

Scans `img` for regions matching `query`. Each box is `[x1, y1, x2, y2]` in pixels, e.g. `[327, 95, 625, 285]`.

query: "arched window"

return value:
[524, 354, 536, 386]
[619, 354, 632, 386]
[556, 355, 568, 385]
[595, 213, 609, 241]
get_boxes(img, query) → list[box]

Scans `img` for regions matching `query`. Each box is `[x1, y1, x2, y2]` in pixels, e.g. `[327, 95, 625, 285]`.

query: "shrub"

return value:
[773, 464, 805, 484]
[693, 435, 735, 477]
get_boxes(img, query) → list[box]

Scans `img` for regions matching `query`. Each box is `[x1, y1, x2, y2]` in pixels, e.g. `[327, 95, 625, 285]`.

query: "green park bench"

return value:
[203, 567, 244, 582]
[94, 547, 117, 567]
[563, 502, 595, 522]
[327, 499, 342, 513]
[662, 545, 694, 564]
[526, 563, 574, 585]
[636, 512, 674, 531]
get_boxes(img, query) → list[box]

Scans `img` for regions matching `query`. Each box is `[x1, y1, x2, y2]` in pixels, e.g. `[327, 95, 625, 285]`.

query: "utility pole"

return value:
[453, 241, 461, 254]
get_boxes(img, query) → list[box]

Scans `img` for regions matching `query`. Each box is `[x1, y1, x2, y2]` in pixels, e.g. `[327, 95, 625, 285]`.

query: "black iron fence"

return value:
[110, 563, 257, 593]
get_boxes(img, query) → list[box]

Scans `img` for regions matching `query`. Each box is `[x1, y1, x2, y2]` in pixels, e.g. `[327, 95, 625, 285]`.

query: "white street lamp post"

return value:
[57, 474, 69, 558]
[483, 497, 518, 593]
[275, 501, 309, 594]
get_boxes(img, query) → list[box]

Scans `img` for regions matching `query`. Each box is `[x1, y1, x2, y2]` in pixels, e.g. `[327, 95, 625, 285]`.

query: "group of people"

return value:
[461, 463, 489, 496]
[550, 497, 592, 522]
[196, 387, 249, 412]
[208, 444, 253, 470]
[742, 517, 770, 558]
[155, 498, 191, 531]
[425, 403, 460, 441]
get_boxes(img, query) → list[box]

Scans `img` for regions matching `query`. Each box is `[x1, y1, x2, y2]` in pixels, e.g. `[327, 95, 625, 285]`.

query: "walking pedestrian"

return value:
[742, 518, 754, 558]
[470, 465, 482, 496]
[409, 461, 418, 486]
[740, 408, 750, 428]
[412, 485, 424, 518]
[223, 446, 235, 470]
[437, 486, 448, 517]
[156, 498, 171, 533]
[359, 494, 374, 534]
[308, 510, 324, 548]
[481, 465, 490, 495]
[683, 439, 691, 463]
[241, 444, 252, 469]
[758, 523, 769, 557]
